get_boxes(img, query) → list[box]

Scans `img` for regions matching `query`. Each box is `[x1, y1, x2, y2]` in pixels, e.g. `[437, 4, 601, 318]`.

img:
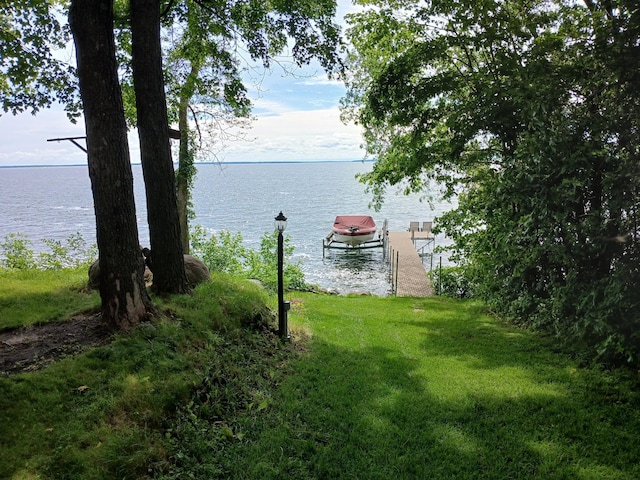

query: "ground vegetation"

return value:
[1, 269, 639, 478]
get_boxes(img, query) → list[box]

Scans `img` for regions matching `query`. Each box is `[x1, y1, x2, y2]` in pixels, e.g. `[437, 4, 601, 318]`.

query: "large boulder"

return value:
[87, 260, 100, 290]
[87, 259, 152, 290]
[141, 248, 210, 288]
[184, 254, 210, 287]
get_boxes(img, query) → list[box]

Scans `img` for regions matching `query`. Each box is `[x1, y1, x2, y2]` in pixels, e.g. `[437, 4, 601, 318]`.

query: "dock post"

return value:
[389, 247, 395, 282]
[438, 256, 442, 295]
[382, 233, 386, 261]
[394, 251, 399, 295]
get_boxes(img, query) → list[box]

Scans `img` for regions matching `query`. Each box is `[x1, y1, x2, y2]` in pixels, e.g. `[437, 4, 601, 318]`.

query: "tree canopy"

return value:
[165, 0, 342, 251]
[115, 0, 343, 252]
[0, 0, 78, 117]
[344, 0, 640, 366]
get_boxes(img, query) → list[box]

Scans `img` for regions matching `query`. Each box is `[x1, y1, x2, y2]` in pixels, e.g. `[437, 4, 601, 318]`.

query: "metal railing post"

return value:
[395, 251, 399, 295]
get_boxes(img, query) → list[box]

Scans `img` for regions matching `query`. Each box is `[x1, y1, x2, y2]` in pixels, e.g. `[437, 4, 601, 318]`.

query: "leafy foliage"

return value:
[429, 266, 476, 299]
[190, 226, 248, 275]
[0, 232, 96, 270]
[190, 225, 308, 292]
[344, 0, 640, 366]
[0, 0, 79, 118]
[114, 0, 344, 249]
[0, 233, 36, 270]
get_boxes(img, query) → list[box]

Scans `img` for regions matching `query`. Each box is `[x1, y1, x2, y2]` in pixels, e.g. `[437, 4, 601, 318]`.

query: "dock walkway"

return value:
[387, 231, 433, 297]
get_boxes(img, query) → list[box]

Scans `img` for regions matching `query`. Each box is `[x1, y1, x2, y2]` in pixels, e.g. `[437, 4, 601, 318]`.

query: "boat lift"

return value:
[323, 219, 388, 258]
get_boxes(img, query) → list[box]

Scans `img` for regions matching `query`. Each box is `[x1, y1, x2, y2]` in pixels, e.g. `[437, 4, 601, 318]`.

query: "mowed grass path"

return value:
[225, 294, 640, 480]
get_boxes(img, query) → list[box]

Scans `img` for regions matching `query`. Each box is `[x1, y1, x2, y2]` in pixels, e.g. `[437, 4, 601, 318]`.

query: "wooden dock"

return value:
[387, 231, 434, 297]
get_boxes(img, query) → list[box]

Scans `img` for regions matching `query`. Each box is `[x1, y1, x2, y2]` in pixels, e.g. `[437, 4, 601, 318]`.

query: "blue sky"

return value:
[0, 1, 364, 167]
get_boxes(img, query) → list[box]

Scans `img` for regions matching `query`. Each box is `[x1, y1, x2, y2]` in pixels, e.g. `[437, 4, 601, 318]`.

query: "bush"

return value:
[190, 226, 247, 275]
[190, 225, 308, 292]
[0, 232, 97, 270]
[1, 227, 308, 293]
[429, 265, 476, 299]
[0, 233, 36, 269]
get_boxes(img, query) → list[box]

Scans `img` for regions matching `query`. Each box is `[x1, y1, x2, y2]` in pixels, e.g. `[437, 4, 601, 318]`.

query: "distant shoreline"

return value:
[0, 159, 374, 169]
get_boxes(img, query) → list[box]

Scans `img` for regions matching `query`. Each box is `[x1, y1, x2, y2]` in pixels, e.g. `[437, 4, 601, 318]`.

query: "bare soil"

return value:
[0, 313, 113, 376]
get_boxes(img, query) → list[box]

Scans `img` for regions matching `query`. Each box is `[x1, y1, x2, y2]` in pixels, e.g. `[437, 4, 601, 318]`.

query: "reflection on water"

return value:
[325, 248, 383, 272]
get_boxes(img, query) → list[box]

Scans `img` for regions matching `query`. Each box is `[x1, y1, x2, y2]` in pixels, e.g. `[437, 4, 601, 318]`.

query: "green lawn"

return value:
[0, 268, 99, 329]
[220, 294, 640, 480]
[1, 270, 639, 479]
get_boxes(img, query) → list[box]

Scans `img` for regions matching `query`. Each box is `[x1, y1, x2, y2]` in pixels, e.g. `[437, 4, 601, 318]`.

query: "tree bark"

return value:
[130, 0, 190, 294]
[69, 0, 153, 328]
[177, 99, 191, 254]
[176, 61, 203, 255]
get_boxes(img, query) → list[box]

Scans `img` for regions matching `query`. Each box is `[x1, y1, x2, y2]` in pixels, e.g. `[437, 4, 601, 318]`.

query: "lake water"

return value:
[0, 162, 455, 295]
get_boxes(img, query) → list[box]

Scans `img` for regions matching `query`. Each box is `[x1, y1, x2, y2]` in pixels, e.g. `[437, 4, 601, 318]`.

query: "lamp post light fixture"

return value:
[274, 211, 290, 339]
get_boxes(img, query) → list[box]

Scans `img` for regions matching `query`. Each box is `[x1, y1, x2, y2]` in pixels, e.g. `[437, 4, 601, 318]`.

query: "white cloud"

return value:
[297, 74, 343, 87]
[0, 108, 87, 166]
[221, 106, 363, 162]
[0, 105, 363, 167]
[251, 97, 297, 116]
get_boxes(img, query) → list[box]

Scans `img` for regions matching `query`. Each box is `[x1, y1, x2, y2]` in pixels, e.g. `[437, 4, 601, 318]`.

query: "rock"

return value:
[87, 259, 152, 290]
[143, 248, 209, 287]
[348, 291, 372, 296]
[183, 254, 210, 287]
[87, 260, 100, 290]
[247, 279, 265, 289]
[89, 251, 210, 289]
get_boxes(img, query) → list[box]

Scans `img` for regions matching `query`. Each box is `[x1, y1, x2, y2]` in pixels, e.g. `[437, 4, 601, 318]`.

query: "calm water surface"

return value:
[0, 162, 455, 295]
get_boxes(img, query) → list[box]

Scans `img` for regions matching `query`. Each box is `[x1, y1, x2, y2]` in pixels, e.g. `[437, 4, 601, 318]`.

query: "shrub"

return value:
[0, 232, 96, 270]
[190, 226, 308, 292]
[190, 225, 247, 275]
[38, 233, 97, 269]
[429, 265, 476, 299]
[0, 233, 36, 269]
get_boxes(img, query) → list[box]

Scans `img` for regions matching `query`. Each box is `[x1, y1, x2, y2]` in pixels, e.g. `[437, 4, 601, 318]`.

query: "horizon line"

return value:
[0, 159, 374, 169]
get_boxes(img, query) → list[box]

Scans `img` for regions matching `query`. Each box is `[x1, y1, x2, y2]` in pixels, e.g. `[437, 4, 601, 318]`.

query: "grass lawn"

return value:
[220, 294, 640, 480]
[1, 270, 639, 479]
[0, 268, 99, 329]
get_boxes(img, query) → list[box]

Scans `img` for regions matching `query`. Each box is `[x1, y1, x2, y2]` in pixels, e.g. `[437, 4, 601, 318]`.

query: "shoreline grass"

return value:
[1, 270, 639, 479]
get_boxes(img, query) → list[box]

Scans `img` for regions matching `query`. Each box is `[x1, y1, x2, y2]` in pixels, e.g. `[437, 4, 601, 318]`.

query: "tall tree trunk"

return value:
[177, 98, 191, 254]
[69, 0, 153, 329]
[176, 61, 201, 254]
[130, 0, 189, 294]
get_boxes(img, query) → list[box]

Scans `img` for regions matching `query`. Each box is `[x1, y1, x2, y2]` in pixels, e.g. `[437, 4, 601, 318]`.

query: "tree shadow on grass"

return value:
[227, 299, 640, 480]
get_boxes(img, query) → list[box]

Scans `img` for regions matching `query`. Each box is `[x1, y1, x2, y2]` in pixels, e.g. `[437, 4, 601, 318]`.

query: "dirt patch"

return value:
[0, 313, 113, 376]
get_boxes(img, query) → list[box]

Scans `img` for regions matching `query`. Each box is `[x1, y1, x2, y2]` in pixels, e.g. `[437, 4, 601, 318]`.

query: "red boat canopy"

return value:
[332, 215, 376, 235]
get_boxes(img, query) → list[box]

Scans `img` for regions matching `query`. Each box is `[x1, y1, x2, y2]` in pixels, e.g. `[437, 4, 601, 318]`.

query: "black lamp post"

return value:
[274, 211, 290, 339]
